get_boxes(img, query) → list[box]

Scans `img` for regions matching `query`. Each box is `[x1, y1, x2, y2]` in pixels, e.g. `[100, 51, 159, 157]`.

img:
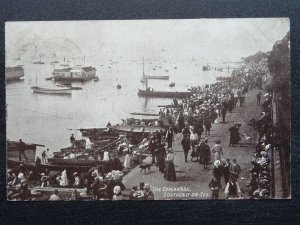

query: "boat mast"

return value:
[143, 57, 148, 90]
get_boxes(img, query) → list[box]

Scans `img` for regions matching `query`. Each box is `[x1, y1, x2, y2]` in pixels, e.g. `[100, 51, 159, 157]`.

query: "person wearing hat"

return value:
[203, 113, 211, 137]
[181, 134, 190, 163]
[70, 134, 75, 148]
[41, 148, 49, 164]
[225, 176, 241, 199]
[181, 124, 191, 137]
[221, 104, 227, 123]
[143, 183, 154, 200]
[256, 91, 262, 105]
[129, 185, 139, 200]
[139, 182, 145, 191]
[190, 126, 199, 162]
[230, 159, 241, 182]
[199, 139, 211, 169]
[164, 149, 176, 181]
[212, 140, 223, 162]
[208, 176, 221, 200]
[223, 158, 231, 185]
[229, 123, 241, 147]
[73, 172, 82, 188]
[41, 173, 50, 187]
[18, 139, 28, 161]
[6, 169, 16, 184]
[156, 143, 166, 173]
[49, 189, 61, 201]
[165, 127, 174, 148]
[213, 160, 223, 187]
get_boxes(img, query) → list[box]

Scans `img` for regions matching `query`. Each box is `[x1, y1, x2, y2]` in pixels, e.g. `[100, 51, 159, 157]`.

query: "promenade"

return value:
[123, 88, 261, 199]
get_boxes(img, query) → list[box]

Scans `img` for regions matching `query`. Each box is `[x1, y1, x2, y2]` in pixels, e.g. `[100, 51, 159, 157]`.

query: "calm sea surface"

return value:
[6, 59, 231, 155]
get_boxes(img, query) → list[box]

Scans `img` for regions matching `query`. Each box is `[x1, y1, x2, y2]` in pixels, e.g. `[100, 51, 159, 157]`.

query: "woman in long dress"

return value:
[123, 153, 131, 170]
[212, 140, 223, 162]
[164, 149, 176, 181]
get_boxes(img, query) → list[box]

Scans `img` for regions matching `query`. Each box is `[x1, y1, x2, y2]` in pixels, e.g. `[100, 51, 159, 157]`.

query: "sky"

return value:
[6, 18, 290, 63]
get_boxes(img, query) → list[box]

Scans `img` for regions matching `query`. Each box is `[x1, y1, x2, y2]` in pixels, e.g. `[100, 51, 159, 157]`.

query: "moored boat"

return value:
[31, 86, 72, 94]
[169, 82, 175, 87]
[5, 66, 24, 82]
[137, 89, 193, 98]
[143, 75, 169, 80]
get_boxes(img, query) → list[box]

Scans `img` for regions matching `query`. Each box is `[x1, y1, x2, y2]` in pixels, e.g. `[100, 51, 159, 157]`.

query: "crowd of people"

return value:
[246, 90, 273, 199]
[7, 62, 277, 200]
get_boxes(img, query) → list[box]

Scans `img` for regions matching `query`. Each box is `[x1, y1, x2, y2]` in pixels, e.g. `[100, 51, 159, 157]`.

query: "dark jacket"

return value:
[200, 142, 211, 159]
[181, 138, 191, 151]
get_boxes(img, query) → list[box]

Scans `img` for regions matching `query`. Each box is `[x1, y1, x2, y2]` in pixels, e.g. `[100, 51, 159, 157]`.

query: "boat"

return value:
[117, 84, 122, 89]
[45, 77, 54, 81]
[33, 56, 45, 64]
[94, 76, 99, 81]
[32, 47, 45, 64]
[157, 104, 182, 108]
[5, 66, 24, 82]
[143, 75, 169, 80]
[137, 89, 193, 98]
[31, 86, 72, 94]
[112, 124, 166, 134]
[51, 61, 59, 64]
[202, 65, 210, 71]
[6, 139, 116, 173]
[57, 82, 72, 87]
[56, 84, 82, 90]
[60, 63, 69, 67]
[7, 140, 45, 169]
[131, 112, 159, 116]
[53, 67, 97, 82]
[169, 82, 175, 87]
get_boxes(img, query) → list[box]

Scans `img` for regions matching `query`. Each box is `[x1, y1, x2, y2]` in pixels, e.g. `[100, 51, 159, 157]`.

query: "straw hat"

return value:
[214, 160, 221, 167]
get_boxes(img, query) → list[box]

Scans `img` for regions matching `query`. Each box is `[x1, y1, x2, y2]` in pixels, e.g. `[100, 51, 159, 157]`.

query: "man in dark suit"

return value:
[18, 139, 28, 161]
[165, 127, 174, 148]
[209, 176, 221, 200]
[181, 134, 190, 163]
[200, 139, 211, 169]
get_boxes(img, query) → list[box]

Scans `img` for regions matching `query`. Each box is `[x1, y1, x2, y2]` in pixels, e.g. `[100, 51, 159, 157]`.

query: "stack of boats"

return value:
[7, 119, 165, 172]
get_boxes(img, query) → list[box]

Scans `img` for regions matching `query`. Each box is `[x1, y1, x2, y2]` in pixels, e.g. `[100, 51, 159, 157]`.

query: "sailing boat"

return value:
[33, 56, 45, 64]
[51, 54, 59, 64]
[140, 57, 169, 81]
[32, 47, 45, 64]
[140, 57, 146, 83]
[60, 57, 69, 67]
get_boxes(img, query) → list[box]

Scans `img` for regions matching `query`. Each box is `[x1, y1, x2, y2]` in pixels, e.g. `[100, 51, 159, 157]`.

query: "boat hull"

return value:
[138, 89, 193, 98]
[31, 86, 72, 94]
[144, 75, 169, 80]
[5, 66, 24, 82]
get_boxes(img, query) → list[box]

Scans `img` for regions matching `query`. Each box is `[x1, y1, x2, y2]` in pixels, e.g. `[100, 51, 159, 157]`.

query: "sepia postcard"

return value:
[5, 18, 290, 200]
